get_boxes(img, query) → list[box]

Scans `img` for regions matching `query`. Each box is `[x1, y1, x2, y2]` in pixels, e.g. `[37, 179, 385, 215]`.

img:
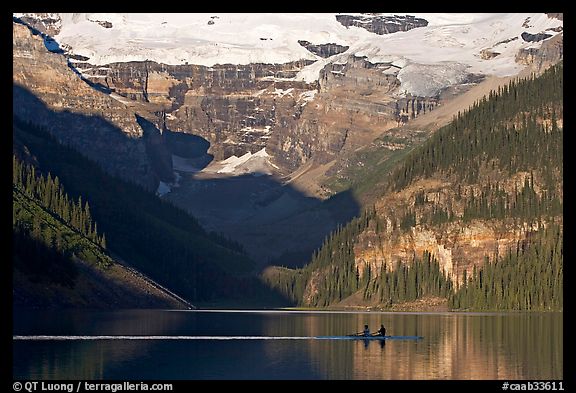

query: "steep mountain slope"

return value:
[13, 118, 287, 307]
[12, 20, 172, 191]
[12, 155, 190, 309]
[263, 63, 563, 311]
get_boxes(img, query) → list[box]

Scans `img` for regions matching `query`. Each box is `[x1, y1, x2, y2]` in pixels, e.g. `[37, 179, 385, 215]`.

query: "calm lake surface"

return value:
[13, 309, 562, 380]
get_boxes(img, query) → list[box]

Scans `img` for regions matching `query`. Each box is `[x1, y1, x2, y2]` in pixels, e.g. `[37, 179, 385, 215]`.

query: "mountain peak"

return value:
[15, 13, 563, 94]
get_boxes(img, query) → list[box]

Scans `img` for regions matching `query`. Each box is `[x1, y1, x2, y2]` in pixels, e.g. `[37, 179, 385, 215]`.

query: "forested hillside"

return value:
[263, 63, 563, 311]
[13, 154, 192, 308]
[13, 119, 286, 306]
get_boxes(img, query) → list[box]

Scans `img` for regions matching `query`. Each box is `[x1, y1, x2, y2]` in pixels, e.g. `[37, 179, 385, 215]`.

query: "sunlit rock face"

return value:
[76, 55, 439, 175]
[13, 22, 158, 190]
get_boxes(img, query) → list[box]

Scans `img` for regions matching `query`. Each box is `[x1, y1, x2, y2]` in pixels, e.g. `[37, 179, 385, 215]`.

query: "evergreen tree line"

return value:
[264, 63, 563, 311]
[461, 174, 562, 223]
[264, 209, 453, 308]
[265, 211, 563, 311]
[404, 172, 562, 230]
[389, 62, 563, 191]
[361, 250, 453, 307]
[12, 184, 110, 289]
[299, 208, 377, 307]
[13, 118, 279, 304]
[449, 222, 562, 311]
[13, 152, 114, 286]
[13, 155, 106, 248]
[262, 208, 376, 306]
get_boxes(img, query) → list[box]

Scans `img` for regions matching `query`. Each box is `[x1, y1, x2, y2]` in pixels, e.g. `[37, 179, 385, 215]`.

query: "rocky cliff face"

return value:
[76, 60, 319, 164]
[74, 54, 443, 176]
[354, 215, 536, 287]
[14, 13, 62, 36]
[299, 172, 559, 306]
[335, 14, 428, 35]
[516, 33, 563, 73]
[267, 55, 439, 178]
[266, 56, 400, 171]
[354, 139, 563, 290]
[298, 41, 349, 58]
[12, 21, 161, 190]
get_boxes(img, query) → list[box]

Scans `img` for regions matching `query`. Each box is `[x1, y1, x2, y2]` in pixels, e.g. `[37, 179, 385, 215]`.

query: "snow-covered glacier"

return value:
[13, 13, 562, 96]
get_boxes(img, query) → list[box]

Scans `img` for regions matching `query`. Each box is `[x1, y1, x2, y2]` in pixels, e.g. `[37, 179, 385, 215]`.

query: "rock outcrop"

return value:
[480, 49, 501, 60]
[295, 55, 439, 164]
[335, 14, 428, 35]
[14, 13, 62, 36]
[521, 31, 552, 43]
[354, 218, 537, 286]
[265, 56, 407, 172]
[297, 41, 349, 58]
[516, 33, 563, 72]
[76, 59, 319, 165]
[546, 13, 563, 21]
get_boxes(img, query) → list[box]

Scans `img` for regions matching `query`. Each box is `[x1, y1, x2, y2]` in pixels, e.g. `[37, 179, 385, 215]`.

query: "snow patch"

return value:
[241, 125, 271, 134]
[254, 89, 268, 97]
[156, 181, 171, 196]
[296, 57, 333, 83]
[209, 148, 278, 176]
[109, 92, 133, 104]
[298, 90, 317, 105]
[397, 62, 470, 97]
[272, 88, 294, 98]
[156, 171, 183, 197]
[259, 76, 296, 82]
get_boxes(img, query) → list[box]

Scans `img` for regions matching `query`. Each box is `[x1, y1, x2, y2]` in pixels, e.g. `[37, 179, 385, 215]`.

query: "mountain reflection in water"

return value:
[13, 310, 562, 380]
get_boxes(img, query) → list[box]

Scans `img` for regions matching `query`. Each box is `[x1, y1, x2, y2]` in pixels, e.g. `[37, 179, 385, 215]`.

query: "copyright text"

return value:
[13, 382, 173, 393]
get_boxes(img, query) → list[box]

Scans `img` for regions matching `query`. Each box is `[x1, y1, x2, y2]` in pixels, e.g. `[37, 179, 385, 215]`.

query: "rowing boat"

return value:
[334, 335, 423, 340]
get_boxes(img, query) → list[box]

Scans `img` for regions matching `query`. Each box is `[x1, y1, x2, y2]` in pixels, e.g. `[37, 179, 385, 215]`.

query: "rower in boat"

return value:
[373, 324, 386, 337]
[353, 324, 371, 337]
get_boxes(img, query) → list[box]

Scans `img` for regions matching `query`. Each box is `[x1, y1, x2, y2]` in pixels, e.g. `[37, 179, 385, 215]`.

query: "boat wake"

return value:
[13, 335, 423, 341]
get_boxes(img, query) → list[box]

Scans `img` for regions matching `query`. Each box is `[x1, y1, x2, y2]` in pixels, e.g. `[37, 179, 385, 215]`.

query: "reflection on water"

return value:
[283, 312, 563, 380]
[13, 310, 188, 380]
[13, 310, 562, 380]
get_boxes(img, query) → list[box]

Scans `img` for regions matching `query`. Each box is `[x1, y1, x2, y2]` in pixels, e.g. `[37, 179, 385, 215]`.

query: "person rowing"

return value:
[352, 324, 371, 337]
[372, 324, 386, 337]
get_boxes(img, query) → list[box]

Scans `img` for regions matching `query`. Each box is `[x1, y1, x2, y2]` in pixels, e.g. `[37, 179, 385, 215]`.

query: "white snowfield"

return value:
[15, 13, 561, 93]
[167, 147, 277, 177]
[213, 148, 278, 176]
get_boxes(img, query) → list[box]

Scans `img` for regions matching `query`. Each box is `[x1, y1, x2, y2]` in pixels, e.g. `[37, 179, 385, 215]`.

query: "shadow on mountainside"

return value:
[13, 84, 163, 190]
[165, 169, 360, 269]
[13, 84, 361, 300]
